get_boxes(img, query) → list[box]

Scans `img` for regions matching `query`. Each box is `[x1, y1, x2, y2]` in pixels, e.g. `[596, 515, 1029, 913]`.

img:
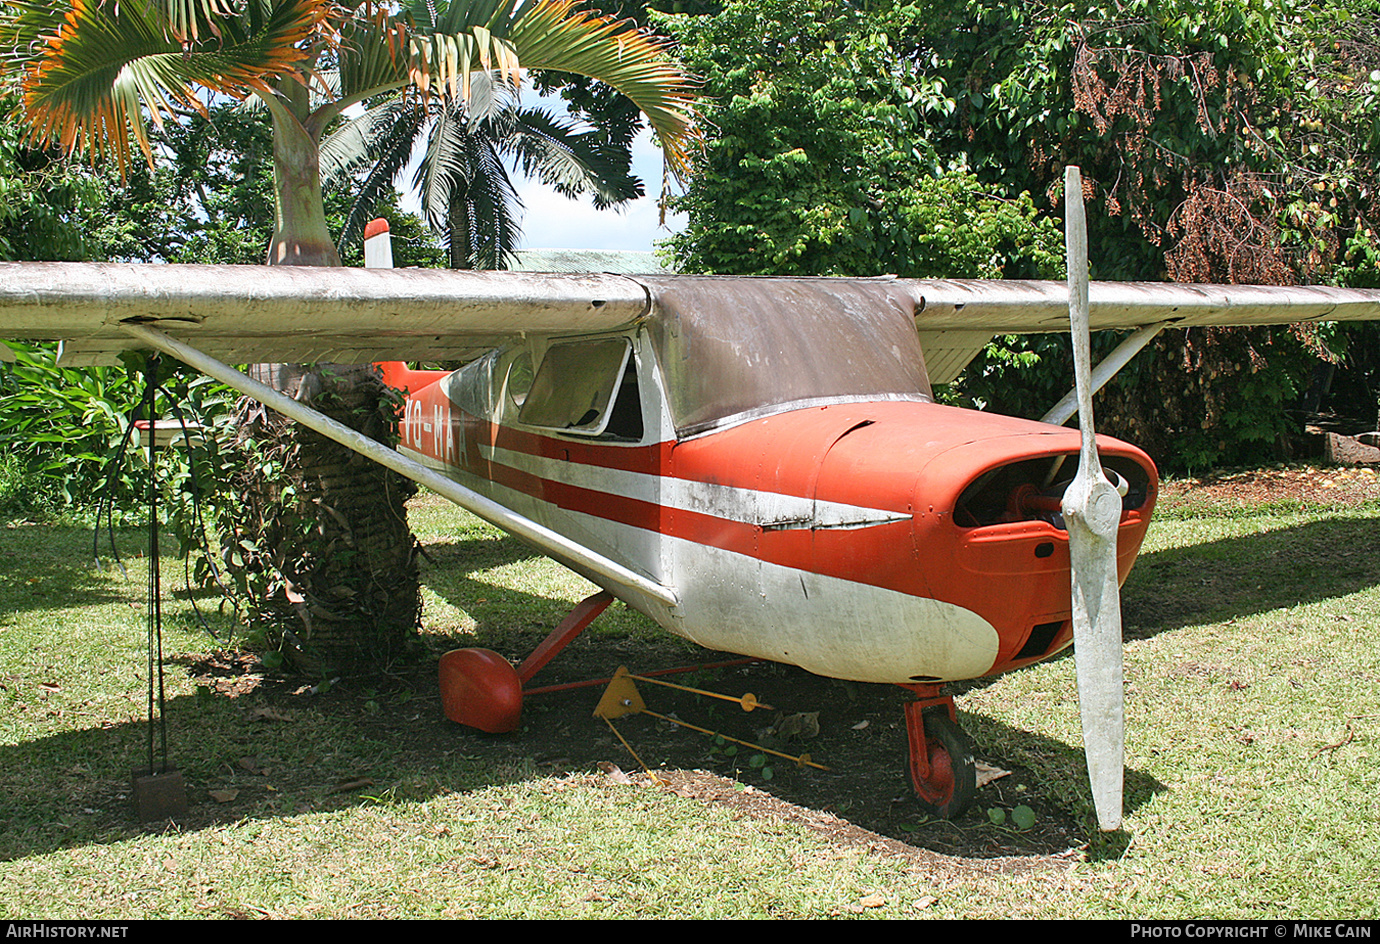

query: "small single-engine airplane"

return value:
[3, 172, 1380, 829]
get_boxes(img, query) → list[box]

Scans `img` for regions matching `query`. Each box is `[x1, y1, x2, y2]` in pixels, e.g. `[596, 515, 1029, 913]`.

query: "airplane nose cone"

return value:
[909, 413, 1156, 675]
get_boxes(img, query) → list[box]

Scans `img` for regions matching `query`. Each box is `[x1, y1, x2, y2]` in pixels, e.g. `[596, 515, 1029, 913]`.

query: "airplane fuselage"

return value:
[385, 314, 1156, 687]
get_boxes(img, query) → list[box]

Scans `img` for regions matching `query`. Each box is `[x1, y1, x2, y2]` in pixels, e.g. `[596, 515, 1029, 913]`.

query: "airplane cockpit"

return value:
[640, 276, 933, 438]
[487, 275, 938, 447]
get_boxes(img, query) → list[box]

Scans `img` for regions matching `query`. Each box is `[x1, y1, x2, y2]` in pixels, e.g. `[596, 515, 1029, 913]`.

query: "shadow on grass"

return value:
[418, 533, 673, 651]
[420, 530, 542, 576]
[0, 680, 533, 864]
[17, 511, 1368, 869]
[1122, 512, 1380, 639]
[0, 523, 140, 613]
[420, 536, 575, 648]
[0, 648, 1165, 867]
[0, 522, 231, 619]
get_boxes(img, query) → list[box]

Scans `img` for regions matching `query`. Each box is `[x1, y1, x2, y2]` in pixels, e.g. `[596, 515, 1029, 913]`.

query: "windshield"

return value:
[642, 276, 932, 436]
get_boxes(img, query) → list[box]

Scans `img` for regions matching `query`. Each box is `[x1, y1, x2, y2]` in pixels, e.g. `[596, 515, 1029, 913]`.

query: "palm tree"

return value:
[1, 0, 697, 266]
[1, 0, 698, 671]
[322, 71, 642, 268]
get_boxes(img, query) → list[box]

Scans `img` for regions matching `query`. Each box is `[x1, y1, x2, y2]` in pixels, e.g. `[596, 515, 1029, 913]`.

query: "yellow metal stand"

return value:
[594, 666, 829, 779]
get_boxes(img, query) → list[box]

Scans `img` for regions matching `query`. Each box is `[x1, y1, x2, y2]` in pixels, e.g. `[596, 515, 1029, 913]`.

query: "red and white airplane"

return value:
[3, 181, 1379, 828]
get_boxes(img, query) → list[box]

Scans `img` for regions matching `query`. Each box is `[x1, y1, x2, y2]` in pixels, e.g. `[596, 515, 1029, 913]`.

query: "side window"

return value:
[602, 356, 644, 441]
[505, 349, 535, 410]
[518, 337, 637, 437]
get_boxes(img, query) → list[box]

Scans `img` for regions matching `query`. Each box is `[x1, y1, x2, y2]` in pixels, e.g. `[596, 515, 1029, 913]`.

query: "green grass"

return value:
[1, 487, 1377, 919]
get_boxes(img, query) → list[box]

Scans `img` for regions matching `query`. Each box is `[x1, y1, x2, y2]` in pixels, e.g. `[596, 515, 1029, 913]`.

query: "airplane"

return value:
[3, 172, 1380, 830]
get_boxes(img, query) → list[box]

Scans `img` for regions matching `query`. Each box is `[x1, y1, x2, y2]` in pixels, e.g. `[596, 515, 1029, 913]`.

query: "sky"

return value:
[511, 125, 687, 253]
[395, 94, 687, 255]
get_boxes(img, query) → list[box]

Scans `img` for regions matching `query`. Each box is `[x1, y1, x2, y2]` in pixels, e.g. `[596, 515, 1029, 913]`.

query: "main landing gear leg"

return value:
[439, 590, 614, 733]
[901, 683, 977, 820]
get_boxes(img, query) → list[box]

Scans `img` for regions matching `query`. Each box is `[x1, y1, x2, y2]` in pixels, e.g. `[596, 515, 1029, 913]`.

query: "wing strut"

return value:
[119, 323, 680, 611]
[1040, 320, 1173, 427]
[1060, 167, 1126, 832]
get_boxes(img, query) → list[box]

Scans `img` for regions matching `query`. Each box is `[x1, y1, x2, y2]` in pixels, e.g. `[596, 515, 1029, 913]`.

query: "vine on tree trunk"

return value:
[223, 364, 420, 676]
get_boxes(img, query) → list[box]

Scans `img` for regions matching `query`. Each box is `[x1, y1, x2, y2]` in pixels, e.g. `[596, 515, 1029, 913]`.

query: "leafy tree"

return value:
[0, 94, 103, 262]
[881, 0, 1380, 286]
[82, 103, 283, 265]
[882, 0, 1380, 467]
[667, 0, 1380, 469]
[89, 102, 446, 267]
[660, 0, 1063, 280]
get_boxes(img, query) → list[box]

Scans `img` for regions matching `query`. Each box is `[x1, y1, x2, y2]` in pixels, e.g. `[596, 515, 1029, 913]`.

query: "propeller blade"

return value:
[1060, 166, 1126, 832]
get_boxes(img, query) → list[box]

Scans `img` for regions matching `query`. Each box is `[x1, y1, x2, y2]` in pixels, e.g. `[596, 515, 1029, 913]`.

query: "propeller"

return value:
[1061, 166, 1126, 832]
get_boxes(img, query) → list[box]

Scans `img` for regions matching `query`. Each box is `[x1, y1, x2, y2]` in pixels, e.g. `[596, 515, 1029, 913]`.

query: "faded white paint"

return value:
[411, 445, 999, 683]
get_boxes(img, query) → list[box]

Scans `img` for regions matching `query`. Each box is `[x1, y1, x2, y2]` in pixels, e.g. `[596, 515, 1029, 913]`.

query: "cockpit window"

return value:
[505, 349, 535, 409]
[517, 337, 633, 436]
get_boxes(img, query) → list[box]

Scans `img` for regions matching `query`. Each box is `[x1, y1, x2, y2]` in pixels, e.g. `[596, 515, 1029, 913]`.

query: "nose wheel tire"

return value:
[906, 706, 977, 820]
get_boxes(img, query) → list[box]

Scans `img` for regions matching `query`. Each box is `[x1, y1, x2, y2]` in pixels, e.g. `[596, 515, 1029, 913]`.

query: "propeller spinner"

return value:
[1061, 165, 1126, 832]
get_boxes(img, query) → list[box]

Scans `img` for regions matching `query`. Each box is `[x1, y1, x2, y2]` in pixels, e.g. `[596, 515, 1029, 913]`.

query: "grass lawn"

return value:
[1, 469, 1376, 919]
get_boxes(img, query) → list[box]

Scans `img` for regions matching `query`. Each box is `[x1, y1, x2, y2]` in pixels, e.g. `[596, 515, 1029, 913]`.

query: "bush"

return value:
[0, 341, 240, 531]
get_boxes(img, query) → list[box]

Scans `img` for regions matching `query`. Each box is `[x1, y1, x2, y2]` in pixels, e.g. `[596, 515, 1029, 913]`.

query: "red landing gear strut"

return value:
[438, 590, 615, 733]
[900, 683, 977, 820]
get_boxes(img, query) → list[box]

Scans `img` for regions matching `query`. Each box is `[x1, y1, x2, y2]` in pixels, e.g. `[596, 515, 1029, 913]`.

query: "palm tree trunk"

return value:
[226, 99, 421, 675]
[231, 364, 420, 675]
[267, 106, 341, 267]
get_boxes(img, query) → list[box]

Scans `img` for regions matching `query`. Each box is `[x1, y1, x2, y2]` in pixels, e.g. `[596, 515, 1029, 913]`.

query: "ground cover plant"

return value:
[1, 465, 1376, 919]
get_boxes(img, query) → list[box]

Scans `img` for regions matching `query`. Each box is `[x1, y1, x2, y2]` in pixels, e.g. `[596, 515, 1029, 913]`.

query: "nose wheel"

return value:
[903, 693, 977, 820]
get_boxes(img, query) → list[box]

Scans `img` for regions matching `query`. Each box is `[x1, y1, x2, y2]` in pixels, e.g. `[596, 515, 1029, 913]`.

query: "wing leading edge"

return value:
[912, 278, 1380, 332]
[910, 279, 1380, 384]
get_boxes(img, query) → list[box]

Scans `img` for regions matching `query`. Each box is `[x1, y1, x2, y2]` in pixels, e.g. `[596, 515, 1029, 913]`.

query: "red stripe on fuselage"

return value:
[488, 422, 671, 476]
[399, 390, 923, 591]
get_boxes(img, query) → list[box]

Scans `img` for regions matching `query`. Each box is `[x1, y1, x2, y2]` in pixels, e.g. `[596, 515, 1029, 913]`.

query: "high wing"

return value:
[912, 279, 1380, 383]
[0, 262, 649, 366]
[3, 263, 1378, 383]
[0, 261, 676, 610]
